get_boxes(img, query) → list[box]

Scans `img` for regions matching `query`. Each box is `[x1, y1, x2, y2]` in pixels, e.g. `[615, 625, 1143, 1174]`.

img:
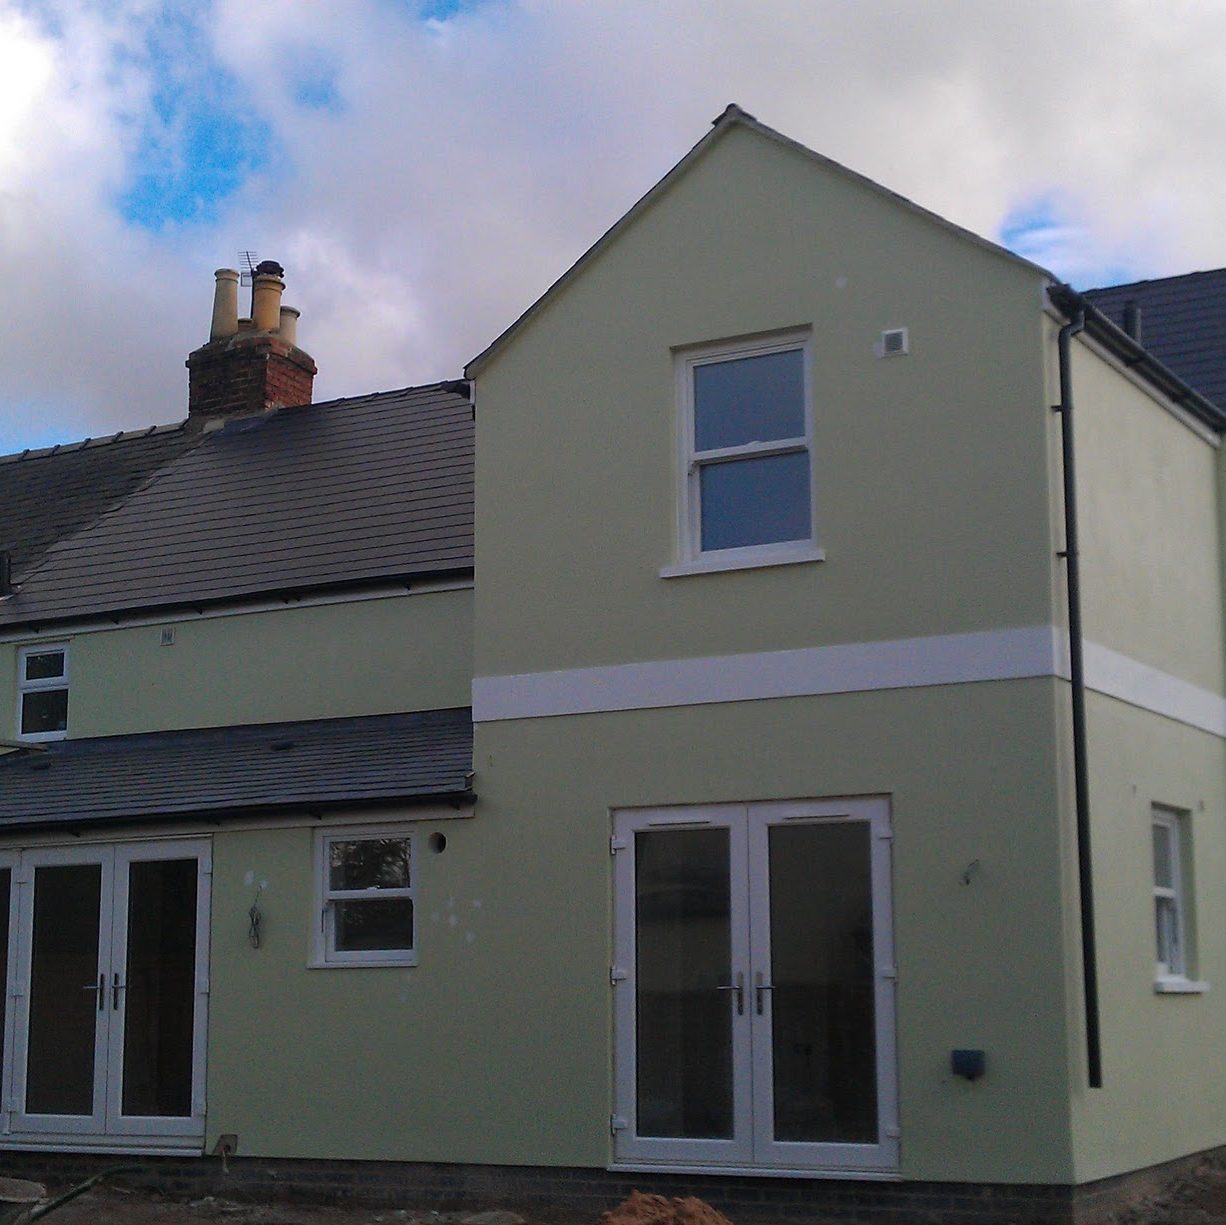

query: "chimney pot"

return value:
[1122, 300, 1142, 345]
[252, 271, 286, 332]
[210, 268, 240, 340]
[279, 305, 301, 347]
[187, 261, 315, 426]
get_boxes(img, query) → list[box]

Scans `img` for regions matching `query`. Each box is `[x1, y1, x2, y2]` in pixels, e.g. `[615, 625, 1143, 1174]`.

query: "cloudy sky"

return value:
[2, 0, 1225, 455]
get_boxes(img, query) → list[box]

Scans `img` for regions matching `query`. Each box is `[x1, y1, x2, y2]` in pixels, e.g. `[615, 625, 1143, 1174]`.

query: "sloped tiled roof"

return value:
[0, 425, 203, 581]
[0, 383, 474, 627]
[0, 707, 473, 830]
[1084, 269, 1226, 411]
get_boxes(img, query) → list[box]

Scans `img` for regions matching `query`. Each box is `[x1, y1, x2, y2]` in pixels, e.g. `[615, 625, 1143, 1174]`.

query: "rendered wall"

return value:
[1071, 341, 1224, 689]
[1056, 340, 1226, 1180]
[206, 680, 1074, 1183]
[0, 587, 473, 740]
[472, 121, 1055, 678]
[1070, 696, 1226, 1181]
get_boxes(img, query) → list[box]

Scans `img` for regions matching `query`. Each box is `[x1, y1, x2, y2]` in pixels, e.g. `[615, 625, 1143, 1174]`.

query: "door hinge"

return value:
[609, 966, 627, 985]
[609, 836, 628, 856]
[610, 1114, 628, 1134]
[879, 965, 898, 980]
[884, 1125, 901, 1139]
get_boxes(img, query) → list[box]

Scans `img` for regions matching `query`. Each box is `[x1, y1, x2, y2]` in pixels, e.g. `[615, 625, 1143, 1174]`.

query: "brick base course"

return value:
[1, 1146, 1222, 1224]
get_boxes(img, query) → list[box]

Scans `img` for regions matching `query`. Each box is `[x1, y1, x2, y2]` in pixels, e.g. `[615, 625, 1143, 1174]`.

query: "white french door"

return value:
[0, 839, 210, 1147]
[612, 798, 897, 1173]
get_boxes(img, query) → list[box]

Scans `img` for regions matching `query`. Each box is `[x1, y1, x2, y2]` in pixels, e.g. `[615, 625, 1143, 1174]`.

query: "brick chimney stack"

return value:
[186, 261, 317, 427]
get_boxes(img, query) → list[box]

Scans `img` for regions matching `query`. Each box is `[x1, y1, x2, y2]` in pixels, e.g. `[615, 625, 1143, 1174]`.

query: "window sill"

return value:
[309, 955, 418, 970]
[660, 546, 825, 579]
[1154, 977, 1209, 994]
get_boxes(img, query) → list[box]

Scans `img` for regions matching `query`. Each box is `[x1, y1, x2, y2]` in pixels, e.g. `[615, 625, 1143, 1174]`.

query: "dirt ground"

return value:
[20, 1159, 1226, 1225]
[42, 1192, 533, 1225]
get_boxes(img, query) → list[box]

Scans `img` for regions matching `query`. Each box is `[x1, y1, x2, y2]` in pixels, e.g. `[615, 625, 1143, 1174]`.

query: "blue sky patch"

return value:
[419, 0, 468, 18]
[998, 193, 1138, 290]
[115, 10, 276, 230]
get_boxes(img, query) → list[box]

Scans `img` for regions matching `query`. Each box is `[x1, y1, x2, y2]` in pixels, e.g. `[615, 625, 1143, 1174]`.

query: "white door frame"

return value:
[1, 838, 211, 1147]
[8, 844, 114, 1137]
[105, 839, 211, 1139]
[611, 806, 752, 1166]
[612, 797, 897, 1174]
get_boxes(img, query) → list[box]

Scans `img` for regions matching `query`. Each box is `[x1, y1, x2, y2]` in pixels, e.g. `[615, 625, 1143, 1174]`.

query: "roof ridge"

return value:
[306, 379, 470, 411]
[0, 421, 189, 465]
[1085, 267, 1226, 295]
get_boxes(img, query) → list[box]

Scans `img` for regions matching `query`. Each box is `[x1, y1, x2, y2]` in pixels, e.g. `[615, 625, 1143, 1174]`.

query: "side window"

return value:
[313, 830, 415, 967]
[675, 332, 816, 571]
[16, 644, 68, 742]
[1152, 807, 1200, 988]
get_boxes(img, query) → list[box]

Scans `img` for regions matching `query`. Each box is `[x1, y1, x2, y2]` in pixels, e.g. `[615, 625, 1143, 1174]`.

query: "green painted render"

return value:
[0, 587, 472, 740]
[1072, 693, 1226, 1181]
[472, 120, 1056, 678]
[204, 679, 1072, 1182]
[1072, 339, 1224, 692]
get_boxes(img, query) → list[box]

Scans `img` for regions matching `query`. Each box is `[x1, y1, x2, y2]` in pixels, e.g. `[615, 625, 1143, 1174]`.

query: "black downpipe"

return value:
[1054, 310, 1103, 1089]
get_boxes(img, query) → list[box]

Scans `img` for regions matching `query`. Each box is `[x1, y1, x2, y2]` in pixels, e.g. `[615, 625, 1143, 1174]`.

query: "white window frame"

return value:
[15, 642, 69, 743]
[664, 331, 823, 578]
[1151, 807, 1206, 992]
[311, 826, 417, 968]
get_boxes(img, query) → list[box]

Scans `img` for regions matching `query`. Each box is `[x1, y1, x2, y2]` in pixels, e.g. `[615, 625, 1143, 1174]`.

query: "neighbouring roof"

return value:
[0, 425, 203, 581]
[1084, 269, 1226, 411]
[0, 383, 474, 628]
[0, 707, 473, 831]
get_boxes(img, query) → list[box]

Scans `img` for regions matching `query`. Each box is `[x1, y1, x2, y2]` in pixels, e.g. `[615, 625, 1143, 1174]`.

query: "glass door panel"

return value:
[634, 827, 733, 1140]
[5, 840, 210, 1144]
[22, 860, 109, 1126]
[614, 799, 895, 1173]
[119, 858, 198, 1118]
[764, 821, 876, 1144]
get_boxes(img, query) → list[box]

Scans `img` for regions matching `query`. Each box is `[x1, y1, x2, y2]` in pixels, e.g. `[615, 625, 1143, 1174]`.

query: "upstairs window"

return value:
[314, 829, 416, 967]
[16, 644, 68, 742]
[673, 332, 818, 573]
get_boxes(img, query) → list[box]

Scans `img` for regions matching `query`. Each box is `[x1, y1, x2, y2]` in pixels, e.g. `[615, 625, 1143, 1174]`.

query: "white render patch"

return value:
[473, 626, 1226, 741]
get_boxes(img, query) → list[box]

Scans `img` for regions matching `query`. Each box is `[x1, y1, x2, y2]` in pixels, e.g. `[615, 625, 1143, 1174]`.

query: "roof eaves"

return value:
[1048, 282, 1226, 433]
[465, 103, 1051, 379]
[0, 789, 478, 836]
[0, 564, 476, 633]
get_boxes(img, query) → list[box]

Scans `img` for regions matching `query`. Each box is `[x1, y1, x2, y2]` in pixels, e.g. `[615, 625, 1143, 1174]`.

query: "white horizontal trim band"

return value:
[474, 626, 1226, 739]
[474, 626, 1059, 720]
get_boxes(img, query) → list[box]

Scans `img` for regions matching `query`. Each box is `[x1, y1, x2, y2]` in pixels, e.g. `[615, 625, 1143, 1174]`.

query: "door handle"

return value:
[716, 972, 744, 1015]
[755, 971, 775, 1015]
[112, 973, 126, 1011]
[82, 973, 105, 1011]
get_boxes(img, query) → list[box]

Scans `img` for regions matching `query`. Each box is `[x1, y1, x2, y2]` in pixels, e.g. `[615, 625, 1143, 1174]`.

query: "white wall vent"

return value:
[877, 327, 909, 358]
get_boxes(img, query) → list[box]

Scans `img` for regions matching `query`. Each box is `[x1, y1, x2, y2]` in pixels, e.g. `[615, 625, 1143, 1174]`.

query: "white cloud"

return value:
[3, 0, 1226, 452]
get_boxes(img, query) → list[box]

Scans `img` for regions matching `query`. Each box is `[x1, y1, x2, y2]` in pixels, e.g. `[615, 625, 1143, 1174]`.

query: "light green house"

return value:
[0, 107, 1223, 1222]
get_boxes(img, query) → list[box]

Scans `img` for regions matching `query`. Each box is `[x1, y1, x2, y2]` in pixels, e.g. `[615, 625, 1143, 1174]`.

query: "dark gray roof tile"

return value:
[0, 426, 203, 581]
[0, 383, 474, 625]
[1085, 269, 1226, 411]
[0, 708, 473, 830]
